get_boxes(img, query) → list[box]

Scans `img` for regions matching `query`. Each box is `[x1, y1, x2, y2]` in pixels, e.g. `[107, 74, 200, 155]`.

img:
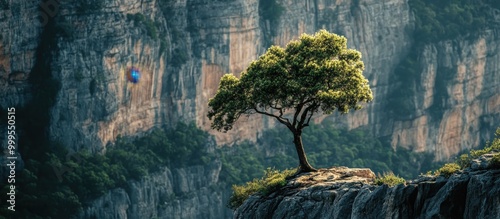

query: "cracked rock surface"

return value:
[235, 158, 500, 219]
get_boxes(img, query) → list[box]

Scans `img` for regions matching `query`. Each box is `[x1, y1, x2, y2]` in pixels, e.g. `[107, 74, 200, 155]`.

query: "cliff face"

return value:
[391, 31, 500, 160]
[0, 1, 40, 107]
[1, 0, 498, 157]
[77, 160, 232, 219]
[235, 153, 500, 219]
[0, 0, 500, 218]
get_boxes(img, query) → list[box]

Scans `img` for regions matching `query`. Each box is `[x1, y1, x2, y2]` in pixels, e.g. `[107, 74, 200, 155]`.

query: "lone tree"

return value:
[208, 30, 373, 172]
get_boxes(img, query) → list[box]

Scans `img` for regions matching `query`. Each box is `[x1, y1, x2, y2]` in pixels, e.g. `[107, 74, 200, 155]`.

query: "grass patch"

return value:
[374, 172, 406, 187]
[427, 128, 500, 176]
[434, 163, 460, 178]
[228, 167, 296, 210]
[457, 128, 500, 169]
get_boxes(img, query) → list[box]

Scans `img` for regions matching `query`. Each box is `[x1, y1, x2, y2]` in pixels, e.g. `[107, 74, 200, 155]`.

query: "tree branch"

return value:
[268, 101, 282, 111]
[253, 107, 292, 129]
[303, 109, 315, 128]
[297, 102, 317, 130]
[292, 103, 303, 128]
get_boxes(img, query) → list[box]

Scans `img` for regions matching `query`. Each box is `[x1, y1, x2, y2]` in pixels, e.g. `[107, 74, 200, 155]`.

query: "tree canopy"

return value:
[208, 30, 373, 172]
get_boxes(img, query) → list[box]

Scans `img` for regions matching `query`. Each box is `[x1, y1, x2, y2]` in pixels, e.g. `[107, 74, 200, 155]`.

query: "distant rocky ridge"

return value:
[0, 0, 499, 218]
[77, 160, 233, 219]
[235, 152, 500, 219]
[1, 0, 499, 160]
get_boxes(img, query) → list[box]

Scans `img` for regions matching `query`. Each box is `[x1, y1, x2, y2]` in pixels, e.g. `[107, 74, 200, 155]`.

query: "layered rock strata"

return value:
[235, 153, 500, 219]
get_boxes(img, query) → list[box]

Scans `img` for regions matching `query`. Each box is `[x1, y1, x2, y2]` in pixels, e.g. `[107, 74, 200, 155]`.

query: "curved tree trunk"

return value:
[293, 132, 317, 172]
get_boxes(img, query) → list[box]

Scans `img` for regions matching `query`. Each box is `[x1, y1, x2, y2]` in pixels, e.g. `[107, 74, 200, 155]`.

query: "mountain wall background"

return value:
[0, 0, 499, 218]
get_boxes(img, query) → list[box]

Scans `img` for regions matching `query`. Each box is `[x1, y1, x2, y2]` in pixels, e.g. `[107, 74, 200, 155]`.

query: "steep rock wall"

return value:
[48, 0, 169, 151]
[0, 0, 40, 107]
[391, 31, 500, 160]
[2, 0, 497, 159]
[77, 160, 233, 219]
[235, 153, 500, 219]
[270, 0, 413, 137]
[0, 0, 499, 217]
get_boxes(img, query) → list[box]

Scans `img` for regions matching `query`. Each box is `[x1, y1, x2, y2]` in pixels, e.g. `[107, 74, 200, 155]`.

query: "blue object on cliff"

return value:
[127, 67, 140, 83]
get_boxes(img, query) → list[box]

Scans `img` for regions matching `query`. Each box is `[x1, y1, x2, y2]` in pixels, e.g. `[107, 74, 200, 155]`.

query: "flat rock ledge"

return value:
[235, 159, 500, 219]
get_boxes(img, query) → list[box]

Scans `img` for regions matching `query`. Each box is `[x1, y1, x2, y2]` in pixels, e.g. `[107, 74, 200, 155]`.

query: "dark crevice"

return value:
[438, 178, 469, 218]
[20, 0, 61, 163]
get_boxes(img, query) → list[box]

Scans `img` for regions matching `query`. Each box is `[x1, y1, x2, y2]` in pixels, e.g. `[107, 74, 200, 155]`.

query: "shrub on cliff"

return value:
[458, 128, 500, 169]
[434, 163, 460, 178]
[374, 172, 406, 187]
[228, 168, 296, 210]
[430, 128, 500, 175]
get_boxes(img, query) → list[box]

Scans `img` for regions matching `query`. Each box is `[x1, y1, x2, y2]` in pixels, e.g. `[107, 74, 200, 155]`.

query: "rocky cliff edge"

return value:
[235, 152, 500, 219]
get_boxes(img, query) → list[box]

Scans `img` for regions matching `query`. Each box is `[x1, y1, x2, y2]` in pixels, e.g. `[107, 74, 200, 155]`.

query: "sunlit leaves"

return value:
[208, 29, 373, 132]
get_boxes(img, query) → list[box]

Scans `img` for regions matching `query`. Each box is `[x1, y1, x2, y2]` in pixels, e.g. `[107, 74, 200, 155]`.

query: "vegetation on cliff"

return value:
[259, 0, 284, 40]
[428, 128, 500, 178]
[390, 0, 499, 117]
[410, 0, 500, 43]
[228, 127, 500, 210]
[228, 168, 296, 209]
[208, 30, 373, 172]
[220, 123, 440, 188]
[374, 172, 406, 187]
[0, 123, 212, 218]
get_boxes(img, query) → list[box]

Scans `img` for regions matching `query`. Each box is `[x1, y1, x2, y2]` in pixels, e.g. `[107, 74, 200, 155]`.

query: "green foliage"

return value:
[434, 163, 460, 178]
[457, 128, 500, 168]
[228, 168, 296, 210]
[470, 130, 500, 157]
[171, 48, 188, 67]
[259, 0, 284, 38]
[391, 0, 498, 117]
[409, 0, 494, 42]
[220, 124, 441, 186]
[208, 30, 372, 132]
[128, 13, 158, 40]
[388, 48, 420, 118]
[11, 123, 213, 218]
[456, 154, 472, 169]
[428, 128, 500, 176]
[375, 172, 406, 187]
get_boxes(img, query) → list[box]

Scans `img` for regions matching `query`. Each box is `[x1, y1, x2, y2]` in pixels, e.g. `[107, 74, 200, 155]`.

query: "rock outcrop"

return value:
[1, 0, 500, 218]
[0, 0, 498, 158]
[235, 153, 500, 219]
[390, 31, 500, 160]
[0, 0, 500, 160]
[77, 160, 233, 219]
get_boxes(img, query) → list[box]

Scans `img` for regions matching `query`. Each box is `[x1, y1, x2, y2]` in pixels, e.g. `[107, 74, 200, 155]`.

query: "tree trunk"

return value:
[293, 132, 317, 172]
